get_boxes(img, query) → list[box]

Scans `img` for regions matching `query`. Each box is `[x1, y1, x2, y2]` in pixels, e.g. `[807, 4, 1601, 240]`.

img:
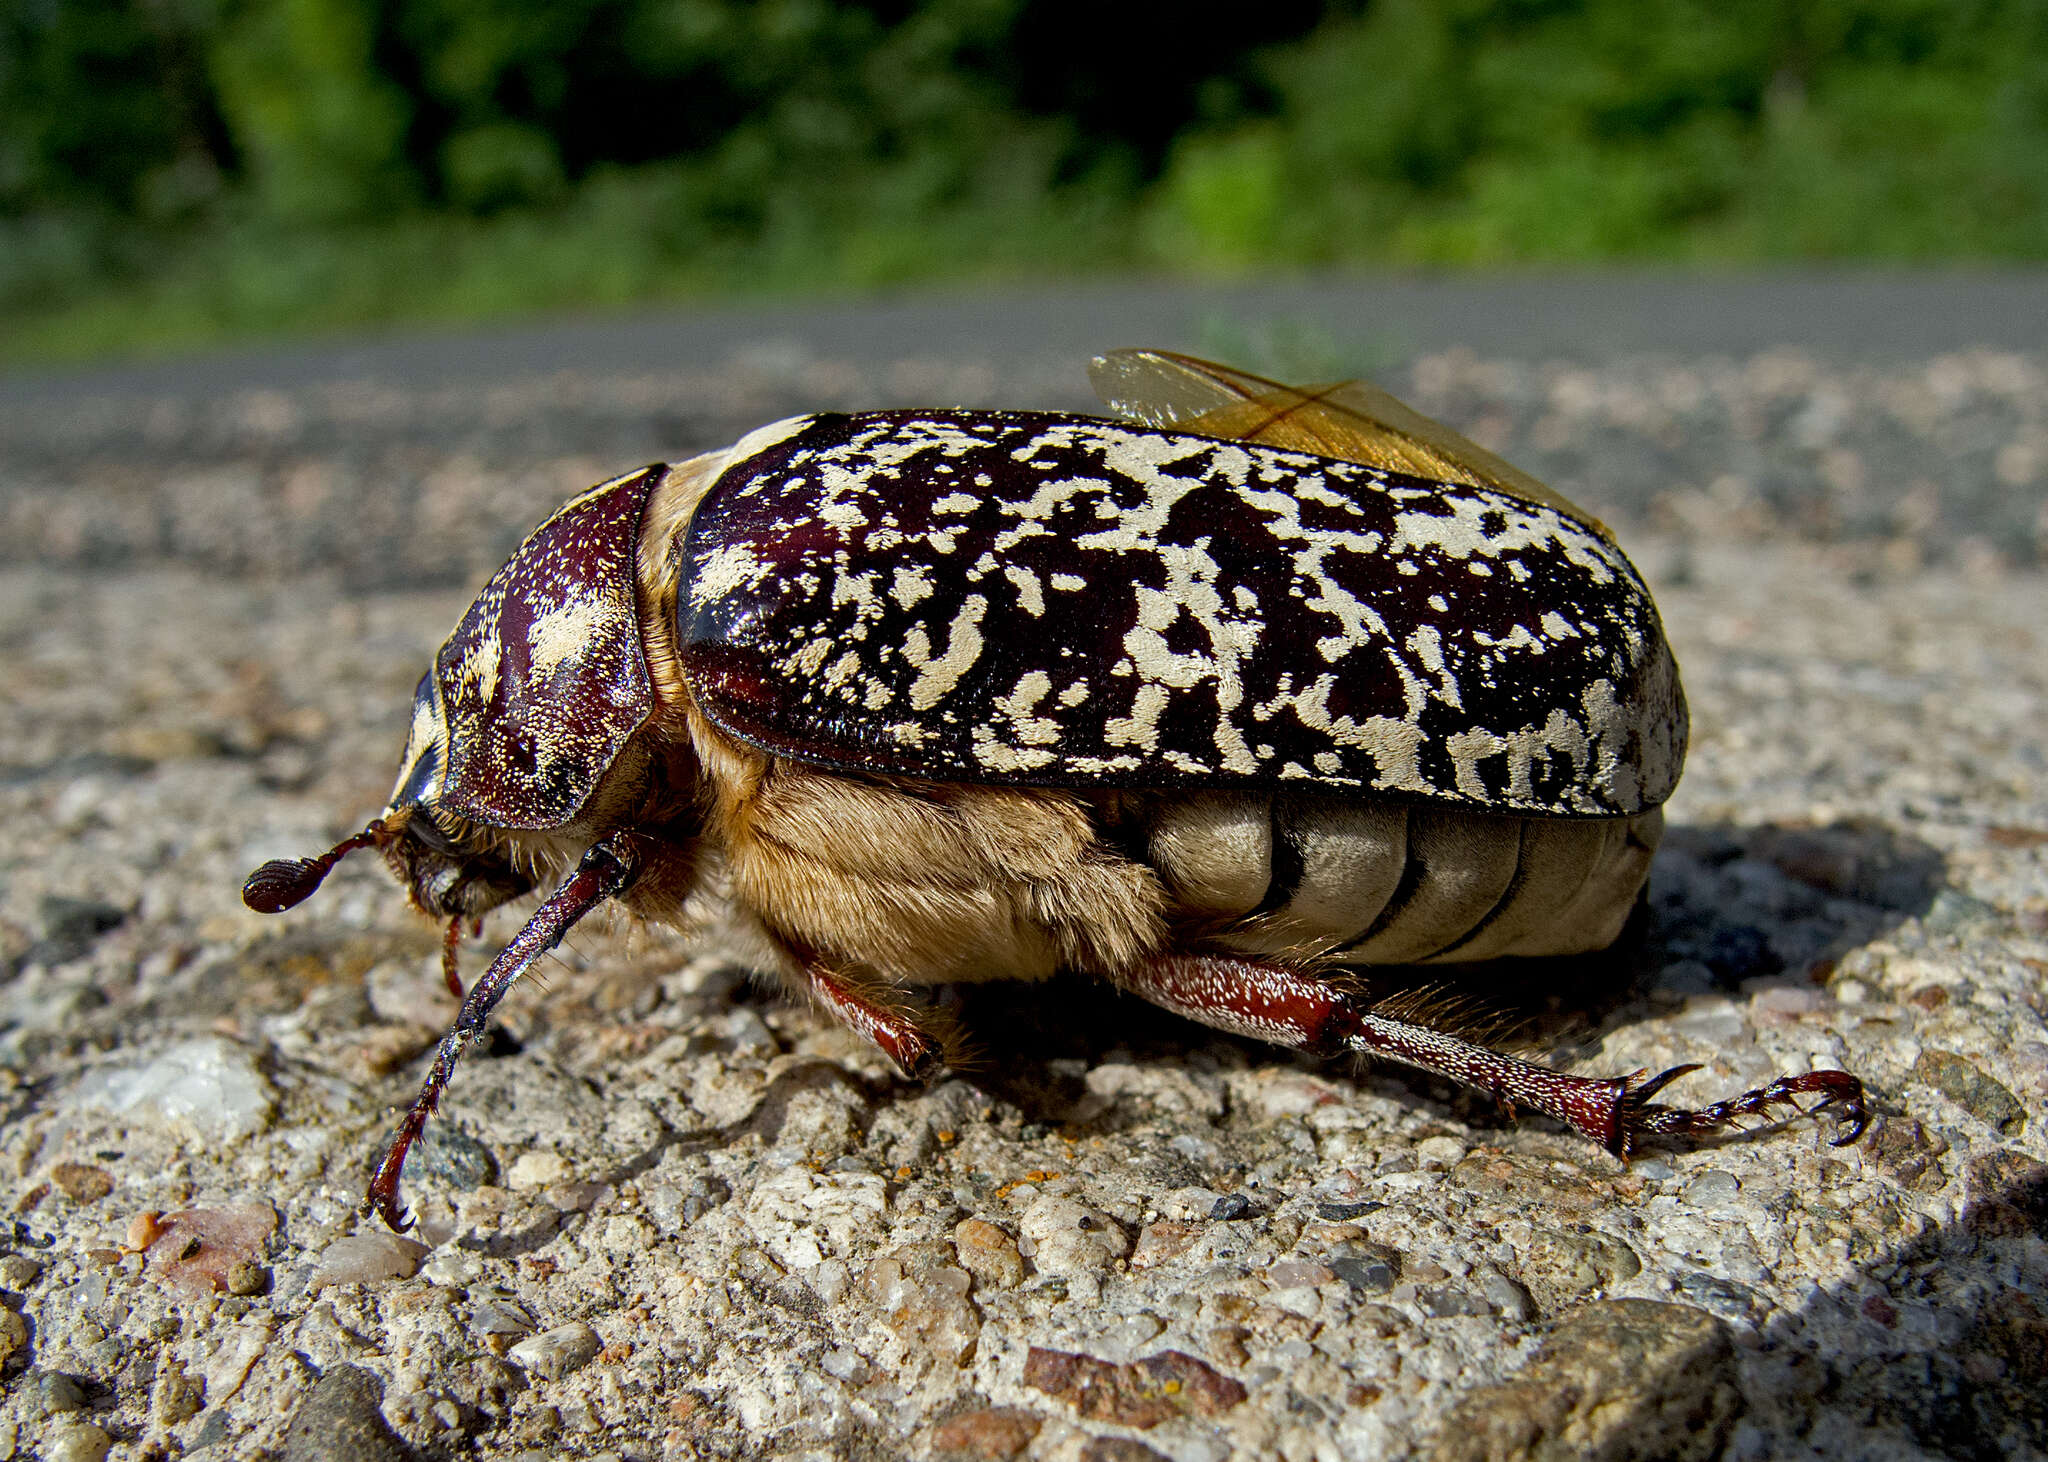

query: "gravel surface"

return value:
[1, 322, 2045, 1461]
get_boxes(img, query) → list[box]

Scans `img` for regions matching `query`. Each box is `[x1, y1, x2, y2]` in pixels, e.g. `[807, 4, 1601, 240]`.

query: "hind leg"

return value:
[1117, 951, 1867, 1155]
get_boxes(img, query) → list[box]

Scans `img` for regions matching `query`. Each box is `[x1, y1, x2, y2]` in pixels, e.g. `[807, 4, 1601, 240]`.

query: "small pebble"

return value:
[1415, 1136, 1467, 1167]
[1684, 1170, 1742, 1209]
[126, 1211, 167, 1252]
[153, 1361, 205, 1426]
[507, 1151, 570, 1189]
[1267, 1259, 1334, 1290]
[1315, 1200, 1385, 1221]
[45, 1423, 112, 1462]
[1922, 889, 1998, 934]
[1209, 1194, 1255, 1221]
[1913, 1049, 2027, 1134]
[74, 1037, 276, 1143]
[0, 1308, 27, 1363]
[422, 1250, 484, 1288]
[472, 1298, 537, 1336]
[1331, 1258, 1398, 1294]
[310, 1233, 431, 1289]
[1420, 1286, 1493, 1318]
[226, 1260, 270, 1296]
[1482, 1273, 1536, 1321]
[509, 1321, 602, 1381]
[416, 1126, 498, 1190]
[281, 1364, 410, 1462]
[48, 1163, 114, 1204]
[27, 1369, 88, 1417]
[0, 1254, 42, 1288]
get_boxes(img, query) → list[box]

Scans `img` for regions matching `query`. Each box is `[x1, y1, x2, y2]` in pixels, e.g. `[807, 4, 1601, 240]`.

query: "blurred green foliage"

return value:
[2, 0, 2044, 361]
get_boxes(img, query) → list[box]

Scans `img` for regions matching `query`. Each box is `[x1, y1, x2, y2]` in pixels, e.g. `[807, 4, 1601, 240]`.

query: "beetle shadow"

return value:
[1729, 1148, 2048, 1460]
[953, 816, 1948, 1129]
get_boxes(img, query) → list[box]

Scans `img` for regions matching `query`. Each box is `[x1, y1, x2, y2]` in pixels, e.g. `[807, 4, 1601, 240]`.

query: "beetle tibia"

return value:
[365, 832, 642, 1231]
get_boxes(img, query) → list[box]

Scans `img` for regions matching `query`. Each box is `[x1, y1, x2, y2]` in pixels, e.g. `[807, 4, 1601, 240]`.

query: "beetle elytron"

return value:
[246, 349, 1865, 1228]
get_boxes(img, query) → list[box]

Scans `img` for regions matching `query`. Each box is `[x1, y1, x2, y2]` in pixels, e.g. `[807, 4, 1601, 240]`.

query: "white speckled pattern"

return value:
[680, 411, 1686, 817]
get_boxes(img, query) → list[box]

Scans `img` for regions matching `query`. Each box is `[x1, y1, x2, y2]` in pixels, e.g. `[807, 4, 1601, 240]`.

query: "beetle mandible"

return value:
[245, 349, 1867, 1230]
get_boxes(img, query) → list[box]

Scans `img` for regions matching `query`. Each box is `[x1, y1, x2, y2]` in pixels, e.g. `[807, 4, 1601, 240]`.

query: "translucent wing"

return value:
[1089, 348, 1607, 537]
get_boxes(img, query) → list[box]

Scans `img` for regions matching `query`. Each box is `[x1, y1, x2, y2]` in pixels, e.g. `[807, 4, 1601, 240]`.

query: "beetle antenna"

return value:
[243, 819, 391, 913]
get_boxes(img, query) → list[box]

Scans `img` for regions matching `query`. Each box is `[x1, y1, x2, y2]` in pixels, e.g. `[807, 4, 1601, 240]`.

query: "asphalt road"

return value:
[5, 270, 2046, 405]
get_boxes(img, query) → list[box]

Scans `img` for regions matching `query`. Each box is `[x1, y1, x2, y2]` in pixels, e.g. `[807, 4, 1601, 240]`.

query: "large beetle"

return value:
[246, 350, 1865, 1229]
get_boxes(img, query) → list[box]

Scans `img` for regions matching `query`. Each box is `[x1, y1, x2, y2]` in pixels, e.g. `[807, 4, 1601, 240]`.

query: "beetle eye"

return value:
[391, 738, 442, 811]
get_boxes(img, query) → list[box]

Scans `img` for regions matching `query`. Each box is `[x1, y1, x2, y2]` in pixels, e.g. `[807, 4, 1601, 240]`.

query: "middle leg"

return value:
[779, 942, 952, 1082]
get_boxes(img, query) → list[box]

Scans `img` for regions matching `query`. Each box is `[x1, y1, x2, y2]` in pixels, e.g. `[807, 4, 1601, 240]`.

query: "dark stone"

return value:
[1865, 1116, 1949, 1190]
[1316, 1200, 1386, 1221]
[1423, 1300, 1737, 1462]
[1332, 1257, 1399, 1295]
[414, 1126, 497, 1190]
[282, 1365, 414, 1462]
[1962, 1150, 2048, 1239]
[1208, 1194, 1255, 1221]
[1421, 1286, 1494, 1318]
[1914, 1050, 2026, 1135]
[1080, 1439, 1172, 1462]
[26, 1369, 88, 1416]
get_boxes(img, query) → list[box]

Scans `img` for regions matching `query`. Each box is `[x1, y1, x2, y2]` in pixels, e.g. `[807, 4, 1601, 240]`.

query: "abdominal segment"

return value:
[1142, 791, 1661, 965]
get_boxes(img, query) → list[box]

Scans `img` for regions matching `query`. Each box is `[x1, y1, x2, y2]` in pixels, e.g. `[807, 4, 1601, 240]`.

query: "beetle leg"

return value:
[1120, 953, 1866, 1156]
[1621, 1067, 1869, 1151]
[365, 831, 642, 1232]
[787, 952, 948, 1082]
[440, 915, 465, 999]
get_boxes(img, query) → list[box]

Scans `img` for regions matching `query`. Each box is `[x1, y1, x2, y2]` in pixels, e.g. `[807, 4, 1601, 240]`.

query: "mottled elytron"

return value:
[244, 349, 1866, 1229]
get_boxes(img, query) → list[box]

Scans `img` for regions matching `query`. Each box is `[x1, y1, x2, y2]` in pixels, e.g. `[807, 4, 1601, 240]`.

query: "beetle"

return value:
[245, 349, 1866, 1230]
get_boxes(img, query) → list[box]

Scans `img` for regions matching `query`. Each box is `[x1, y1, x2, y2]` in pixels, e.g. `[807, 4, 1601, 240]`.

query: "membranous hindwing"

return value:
[677, 412, 1684, 817]
[421, 465, 664, 829]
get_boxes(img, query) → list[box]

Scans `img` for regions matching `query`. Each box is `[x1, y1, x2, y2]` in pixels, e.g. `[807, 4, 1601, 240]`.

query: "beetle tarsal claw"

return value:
[1620, 1067, 1870, 1151]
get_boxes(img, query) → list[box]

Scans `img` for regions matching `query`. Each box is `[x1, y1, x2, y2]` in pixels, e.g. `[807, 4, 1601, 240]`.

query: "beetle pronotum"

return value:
[246, 350, 1865, 1229]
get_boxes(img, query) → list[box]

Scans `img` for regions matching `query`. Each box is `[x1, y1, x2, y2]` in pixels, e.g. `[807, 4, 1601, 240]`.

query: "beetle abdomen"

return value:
[1146, 792, 1659, 964]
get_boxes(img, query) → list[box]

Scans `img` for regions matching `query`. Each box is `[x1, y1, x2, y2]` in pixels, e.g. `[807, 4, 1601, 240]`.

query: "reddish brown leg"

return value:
[440, 916, 466, 999]
[1124, 953, 1868, 1156]
[790, 956, 946, 1082]
[366, 833, 642, 1231]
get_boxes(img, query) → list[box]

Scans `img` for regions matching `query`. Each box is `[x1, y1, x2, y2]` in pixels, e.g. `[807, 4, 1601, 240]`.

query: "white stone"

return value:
[310, 1232, 431, 1288]
[73, 1037, 275, 1143]
[510, 1321, 602, 1381]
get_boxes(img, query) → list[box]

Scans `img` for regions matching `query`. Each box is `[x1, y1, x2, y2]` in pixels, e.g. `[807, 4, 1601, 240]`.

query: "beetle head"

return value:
[242, 465, 665, 927]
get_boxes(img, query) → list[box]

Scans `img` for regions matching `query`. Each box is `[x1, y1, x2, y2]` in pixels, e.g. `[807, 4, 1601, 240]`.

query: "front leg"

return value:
[1120, 952, 1867, 1156]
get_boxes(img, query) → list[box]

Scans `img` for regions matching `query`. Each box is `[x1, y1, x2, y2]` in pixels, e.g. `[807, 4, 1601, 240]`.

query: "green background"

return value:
[5, 0, 2045, 364]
